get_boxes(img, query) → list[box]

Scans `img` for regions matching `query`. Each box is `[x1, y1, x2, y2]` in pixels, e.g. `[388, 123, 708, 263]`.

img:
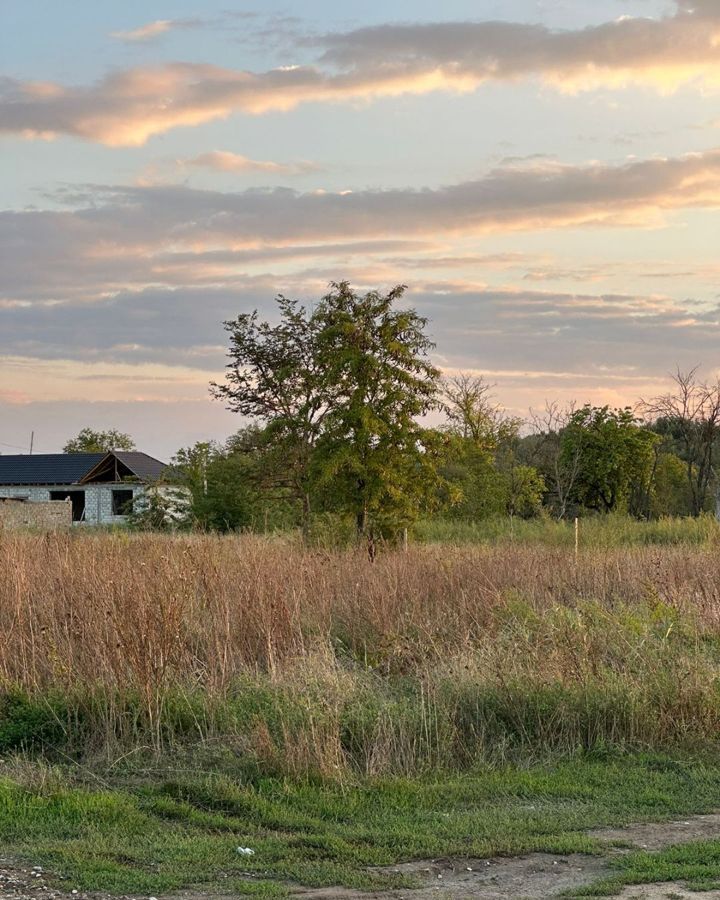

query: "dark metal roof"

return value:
[0, 451, 168, 486]
[113, 451, 167, 480]
[0, 453, 105, 485]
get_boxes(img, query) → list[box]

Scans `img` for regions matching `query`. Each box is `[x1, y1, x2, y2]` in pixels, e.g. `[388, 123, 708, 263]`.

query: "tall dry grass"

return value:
[2, 530, 720, 774]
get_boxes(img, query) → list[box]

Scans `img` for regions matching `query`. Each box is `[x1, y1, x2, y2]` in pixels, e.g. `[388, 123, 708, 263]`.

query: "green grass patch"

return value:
[414, 513, 720, 547]
[3, 753, 720, 896]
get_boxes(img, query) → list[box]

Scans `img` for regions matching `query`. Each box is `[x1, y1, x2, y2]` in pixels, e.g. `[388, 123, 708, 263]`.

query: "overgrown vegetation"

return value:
[2, 529, 720, 769]
[4, 529, 720, 894]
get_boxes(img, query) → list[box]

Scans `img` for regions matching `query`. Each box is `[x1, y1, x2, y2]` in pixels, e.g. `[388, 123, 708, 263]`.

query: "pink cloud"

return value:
[111, 20, 175, 42]
[2, 2, 720, 145]
[181, 151, 318, 176]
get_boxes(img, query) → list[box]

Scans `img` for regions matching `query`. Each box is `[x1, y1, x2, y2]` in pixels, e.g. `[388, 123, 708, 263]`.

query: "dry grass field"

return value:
[5, 527, 720, 896]
[3, 527, 720, 772]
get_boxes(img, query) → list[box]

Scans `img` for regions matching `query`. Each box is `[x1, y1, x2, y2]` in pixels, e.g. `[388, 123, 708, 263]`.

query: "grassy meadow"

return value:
[3, 517, 720, 895]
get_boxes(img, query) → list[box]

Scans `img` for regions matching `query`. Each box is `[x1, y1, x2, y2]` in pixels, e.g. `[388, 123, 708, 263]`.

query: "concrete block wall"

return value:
[0, 484, 146, 525]
[0, 486, 53, 503]
[88, 484, 145, 524]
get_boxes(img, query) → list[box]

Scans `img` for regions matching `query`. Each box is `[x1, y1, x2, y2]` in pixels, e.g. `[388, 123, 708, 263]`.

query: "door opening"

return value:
[49, 490, 86, 522]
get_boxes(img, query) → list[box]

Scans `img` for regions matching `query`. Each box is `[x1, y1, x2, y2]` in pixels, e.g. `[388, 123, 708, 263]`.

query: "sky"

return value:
[2, 0, 720, 459]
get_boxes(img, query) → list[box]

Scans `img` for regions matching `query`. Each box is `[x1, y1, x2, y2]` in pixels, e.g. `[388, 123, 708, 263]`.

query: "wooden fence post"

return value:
[574, 517, 579, 561]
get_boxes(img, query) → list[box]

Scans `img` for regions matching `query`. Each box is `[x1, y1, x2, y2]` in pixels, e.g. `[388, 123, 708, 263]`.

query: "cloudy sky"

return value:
[3, 0, 720, 458]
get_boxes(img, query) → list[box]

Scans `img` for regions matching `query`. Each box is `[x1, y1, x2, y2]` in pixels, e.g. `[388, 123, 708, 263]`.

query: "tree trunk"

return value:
[355, 478, 367, 540]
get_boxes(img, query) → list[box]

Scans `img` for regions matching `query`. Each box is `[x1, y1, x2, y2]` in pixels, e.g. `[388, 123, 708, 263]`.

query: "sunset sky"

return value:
[2, 0, 720, 458]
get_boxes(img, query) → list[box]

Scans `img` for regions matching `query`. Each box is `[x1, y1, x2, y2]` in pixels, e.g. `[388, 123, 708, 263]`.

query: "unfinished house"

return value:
[0, 451, 168, 525]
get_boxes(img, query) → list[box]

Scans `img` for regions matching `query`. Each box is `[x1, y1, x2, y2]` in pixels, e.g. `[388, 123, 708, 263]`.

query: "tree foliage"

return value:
[438, 374, 545, 520]
[312, 282, 441, 547]
[642, 368, 720, 516]
[527, 402, 582, 519]
[210, 297, 329, 536]
[63, 428, 135, 454]
[561, 406, 658, 514]
[442, 375, 508, 447]
[171, 429, 296, 533]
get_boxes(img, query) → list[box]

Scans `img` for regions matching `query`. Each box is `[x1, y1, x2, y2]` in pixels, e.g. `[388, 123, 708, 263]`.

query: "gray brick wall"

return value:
[0, 484, 146, 525]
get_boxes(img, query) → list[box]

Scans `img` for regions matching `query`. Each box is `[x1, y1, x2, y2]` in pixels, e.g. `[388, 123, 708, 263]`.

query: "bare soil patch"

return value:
[0, 859, 103, 900]
[591, 813, 720, 851]
[294, 852, 608, 898]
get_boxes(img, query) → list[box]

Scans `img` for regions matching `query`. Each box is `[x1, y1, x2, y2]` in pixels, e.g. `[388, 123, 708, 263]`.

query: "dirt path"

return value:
[5, 813, 720, 900]
[293, 853, 608, 898]
[292, 813, 720, 899]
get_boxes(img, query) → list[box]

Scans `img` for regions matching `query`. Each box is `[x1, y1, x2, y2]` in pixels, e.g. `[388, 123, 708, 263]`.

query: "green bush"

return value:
[0, 691, 74, 754]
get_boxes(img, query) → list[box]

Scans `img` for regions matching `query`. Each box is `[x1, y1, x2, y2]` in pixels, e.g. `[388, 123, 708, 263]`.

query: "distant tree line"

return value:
[64, 284, 720, 543]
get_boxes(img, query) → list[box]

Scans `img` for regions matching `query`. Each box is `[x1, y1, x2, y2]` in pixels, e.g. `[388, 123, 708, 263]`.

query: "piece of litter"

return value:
[236, 847, 255, 856]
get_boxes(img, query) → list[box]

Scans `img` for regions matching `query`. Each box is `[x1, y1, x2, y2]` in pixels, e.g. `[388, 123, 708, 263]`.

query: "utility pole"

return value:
[29, 431, 34, 455]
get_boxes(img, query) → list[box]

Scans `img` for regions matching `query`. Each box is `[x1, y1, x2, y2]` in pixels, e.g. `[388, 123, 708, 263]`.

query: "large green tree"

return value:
[312, 282, 441, 549]
[562, 405, 658, 514]
[212, 283, 442, 548]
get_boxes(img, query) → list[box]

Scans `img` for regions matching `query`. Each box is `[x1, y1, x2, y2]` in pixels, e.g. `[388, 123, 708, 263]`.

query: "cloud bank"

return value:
[2, 143, 719, 382]
[3, 0, 720, 145]
[0, 279, 716, 388]
[26, 147, 720, 254]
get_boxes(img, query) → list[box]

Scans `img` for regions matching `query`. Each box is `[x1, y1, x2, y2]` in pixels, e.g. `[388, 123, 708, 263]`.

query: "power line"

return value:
[0, 439, 53, 454]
